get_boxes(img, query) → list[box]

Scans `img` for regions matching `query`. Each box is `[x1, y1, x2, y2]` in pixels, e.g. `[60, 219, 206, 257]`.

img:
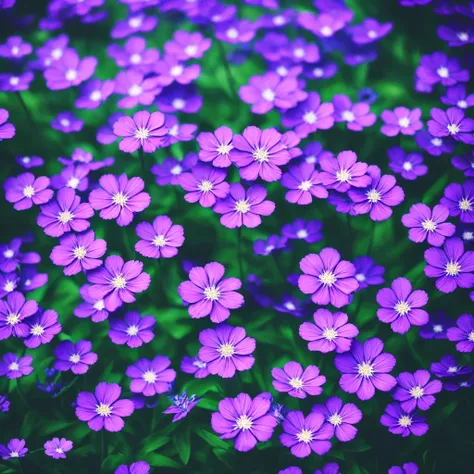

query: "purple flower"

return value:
[0, 439, 28, 460]
[239, 72, 306, 114]
[108, 36, 159, 72]
[135, 216, 184, 259]
[114, 462, 150, 474]
[388, 463, 419, 474]
[4, 172, 53, 211]
[419, 312, 452, 339]
[0, 353, 33, 379]
[111, 13, 157, 39]
[441, 85, 474, 110]
[274, 295, 306, 318]
[280, 410, 332, 458]
[44, 49, 97, 90]
[44, 438, 73, 459]
[314, 463, 341, 474]
[126, 356, 176, 396]
[50, 230, 107, 276]
[0, 238, 39, 273]
[281, 163, 328, 205]
[178, 262, 243, 323]
[151, 153, 197, 186]
[19, 267, 48, 294]
[74, 284, 109, 323]
[0, 395, 10, 412]
[424, 237, 474, 293]
[428, 107, 474, 144]
[282, 92, 335, 138]
[393, 370, 442, 412]
[272, 362, 326, 399]
[298, 248, 358, 308]
[54, 340, 98, 375]
[0, 291, 38, 340]
[179, 164, 230, 208]
[311, 396, 362, 442]
[353, 256, 385, 290]
[164, 31, 211, 60]
[303, 62, 338, 81]
[24, 309, 61, 349]
[97, 112, 123, 145]
[114, 70, 161, 109]
[215, 20, 256, 44]
[154, 55, 201, 86]
[381, 107, 422, 137]
[332, 95, 376, 131]
[51, 112, 84, 133]
[211, 393, 277, 452]
[349, 18, 392, 44]
[75, 382, 134, 432]
[86, 256, 151, 312]
[452, 151, 474, 178]
[254, 235, 287, 256]
[430, 355, 473, 379]
[231, 127, 291, 182]
[198, 324, 255, 378]
[89, 174, 150, 227]
[197, 126, 234, 168]
[281, 219, 323, 243]
[50, 164, 90, 191]
[441, 180, 474, 223]
[447, 314, 474, 353]
[108, 311, 155, 348]
[161, 115, 197, 147]
[299, 309, 359, 354]
[415, 131, 455, 156]
[163, 391, 200, 422]
[376, 277, 429, 334]
[75, 79, 114, 109]
[279, 468, 302, 474]
[214, 183, 275, 229]
[155, 84, 202, 114]
[0, 72, 34, 92]
[388, 147, 427, 181]
[348, 165, 404, 221]
[416, 52, 469, 87]
[319, 150, 371, 192]
[113, 110, 168, 153]
[16, 155, 44, 169]
[181, 355, 209, 379]
[0, 109, 15, 141]
[298, 12, 346, 38]
[380, 402, 428, 437]
[0, 36, 31, 58]
[0, 272, 18, 298]
[334, 338, 396, 400]
[402, 203, 455, 246]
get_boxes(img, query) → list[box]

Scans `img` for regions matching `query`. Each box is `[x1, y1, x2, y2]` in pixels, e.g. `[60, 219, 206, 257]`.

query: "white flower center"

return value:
[3, 250, 14, 258]
[153, 235, 167, 247]
[398, 415, 412, 427]
[235, 414, 253, 430]
[336, 169, 351, 182]
[170, 65, 184, 77]
[273, 15, 285, 26]
[218, 343, 235, 358]
[9, 362, 19, 371]
[30, 324, 45, 336]
[22, 157, 31, 163]
[65, 69, 78, 81]
[447, 124, 460, 135]
[468, 331, 474, 342]
[23, 185, 35, 198]
[367, 30, 378, 39]
[297, 229, 308, 239]
[394, 301, 411, 316]
[128, 84, 143, 97]
[433, 324, 443, 333]
[198, 180, 214, 192]
[253, 147, 269, 163]
[51, 48, 63, 60]
[448, 366, 458, 373]
[4, 281, 15, 292]
[73, 246, 87, 260]
[457, 100, 468, 109]
[357, 362, 374, 378]
[7, 313, 20, 325]
[276, 66, 288, 76]
[130, 53, 142, 64]
[9, 76, 19, 86]
[226, 28, 239, 39]
[437, 66, 449, 78]
[10, 451, 19, 458]
[410, 386, 424, 399]
[262, 88, 275, 102]
[134, 127, 150, 141]
[457, 32, 469, 42]
[398, 117, 411, 128]
[294, 48, 305, 58]
[55, 448, 63, 454]
[96, 403, 112, 417]
[289, 377, 304, 389]
[463, 231, 474, 241]
[204, 285, 220, 301]
[459, 198, 473, 211]
[285, 302, 296, 310]
[402, 161, 413, 171]
[58, 210, 74, 224]
[319, 270, 337, 286]
[126, 325, 139, 336]
[112, 192, 128, 207]
[93, 300, 105, 311]
[172, 98, 186, 110]
[366, 189, 381, 203]
[67, 177, 80, 189]
[69, 353, 81, 363]
[296, 429, 313, 443]
[342, 110, 355, 122]
[303, 111, 317, 124]
[431, 138, 443, 146]
[170, 165, 182, 175]
[90, 90, 102, 101]
[111, 274, 127, 289]
[298, 180, 313, 191]
[356, 273, 366, 282]
[313, 67, 324, 77]
[60, 119, 71, 128]
[184, 45, 198, 56]
[323, 327, 338, 341]
[421, 219, 437, 231]
[235, 199, 251, 214]
[129, 17, 142, 28]
[320, 26, 333, 36]
[445, 260, 461, 276]
[143, 370, 157, 383]
[328, 413, 343, 426]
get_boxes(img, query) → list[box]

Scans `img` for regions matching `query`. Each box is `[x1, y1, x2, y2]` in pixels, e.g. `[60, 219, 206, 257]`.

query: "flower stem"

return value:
[138, 148, 148, 184]
[101, 430, 108, 467]
[16, 92, 35, 127]
[16, 378, 29, 410]
[216, 40, 238, 99]
[16, 459, 24, 474]
[237, 226, 245, 283]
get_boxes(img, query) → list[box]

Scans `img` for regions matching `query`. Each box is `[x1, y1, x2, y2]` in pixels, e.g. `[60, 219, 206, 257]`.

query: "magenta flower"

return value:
[114, 462, 150, 474]
[348, 165, 404, 221]
[282, 92, 335, 138]
[0, 353, 33, 379]
[213, 183, 275, 228]
[24, 309, 61, 349]
[74, 284, 109, 323]
[427, 107, 474, 144]
[311, 396, 362, 442]
[198, 324, 255, 378]
[75, 382, 134, 432]
[281, 163, 328, 205]
[51, 112, 84, 134]
[380, 402, 428, 437]
[197, 126, 234, 168]
[44, 438, 73, 459]
[0, 291, 37, 340]
[298, 248, 358, 308]
[334, 338, 397, 400]
[111, 13, 157, 39]
[440, 180, 474, 223]
[349, 19, 392, 44]
[388, 147, 428, 181]
[87, 256, 151, 312]
[319, 150, 371, 192]
[50, 164, 90, 192]
[231, 126, 291, 182]
[126, 356, 176, 396]
[424, 237, 474, 293]
[376, 277, 429, 334]
[393, 370, 442, 412]
[280, 410, 332, 458]
[75, 79, 114, 109]
[89, 174, 150, 227]
[164, 31, 211, 60]
[0, 109, 15, 141]
[332, 95, 376, 131]
[211, 393, 277, 452]
[388, 463, 419, 474]
[44, 49, 97, 90]
[447, 314, 474, 353]
[135, 216, 184, 259]
[108, 36, 159, 72]
[272, 362, 326, 399]
[299, 309, 359, 353]
[114, 70, 161, 109]
[178, 262, 244, 323]
[0, 36, 32, 58]
[381, 107, 422, 136]
[179, 164, 230, 208]
[4, 172, 53, 211]
[113, 111, 168, 153]
[154, 55, 201, 86]
[54, 340, 98, 375]
[401, 203, 455, 246]
[50, 230, 107, 276]
[0, 439, 28, 460]
[108, 311, 155, 348]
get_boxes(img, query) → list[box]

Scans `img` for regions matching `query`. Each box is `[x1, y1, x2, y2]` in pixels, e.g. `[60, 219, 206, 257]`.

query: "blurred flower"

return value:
[109, 311, 155, 348]
[0, 353, 33, 379]
[381, 107, 422, 136]
[0, 439, 28, 459]
[180, 355, 209, 379]
[163, 391, 201, 422]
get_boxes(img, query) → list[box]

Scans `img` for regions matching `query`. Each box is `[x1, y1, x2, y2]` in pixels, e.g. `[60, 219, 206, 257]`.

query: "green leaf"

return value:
[139, 435, 171, 454]
[345, 439, 372, 453]
[194, 428, 229, 450]
[442, 401, 458, 417]
[20, 411, 39, 438]
[145, 453, 182, 469]
[173, 428, 191, 465]
[101, 454, 127, 472]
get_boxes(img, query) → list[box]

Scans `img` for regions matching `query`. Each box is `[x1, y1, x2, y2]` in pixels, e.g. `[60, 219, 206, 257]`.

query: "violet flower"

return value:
[447, 314, 474, 353]
[381, 107, 422, 136]
[272, 361, 326, 399]
[388, 147, 428, 181]
[393, 370, 442, 411]
[54, 340, 98, 375]
[281, 163, 328, 205]
[109, 311, 155, 348]
[126, 356, 176, 396]
[332, 95, 376, 131]
[380, 402, 428, 437]
[197, 126, 234, 168]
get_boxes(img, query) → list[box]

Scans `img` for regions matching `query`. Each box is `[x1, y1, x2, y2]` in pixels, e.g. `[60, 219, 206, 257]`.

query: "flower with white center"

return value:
[235, 414, 253, 430]
[262, 88, 275, 102]
[459, 198, 473, 211]
[336, 169, 351, 183]
[297, 229, 308, 239]
[253, 147, 269, 163]
[96, 403, 112, 417]
[313, 68, 324, 77]
[398, 117, 410, 128]
[323, 328, 338, 341]
[235, 200, 251, 213]
[90, 90, 102, 102]
[112, 192, 128, 207]
[65, 69, 77, 81]
[30, 324, 45, 336]
[126, 325, 139, 336]
[457, 100, 468, 109]
[128, 84, 143, 97]
[342, 110, 355, 122]
[410, 386, 424, 399]
[296, 429, 313, 443]
[172, 98, 185, 110]
[73, 246, 87, 260]
[69, 353, 81, 363]
[129, 17, 142, 28]
[437, 66, 449, 78]
[402, 161, 413, 171]
[67, 177, 80, 189]
[447, 123, 460, 135]
[23, 185, 35, 198]
[328, 413, 343, 426]
[457, 32, 469, 42]
[421, 219, 437, 231]
[130, 53, 141, 64]
[58, 210, 74, 224]
[198, 180, 214, 192]
[218, 343, 235, 357]
[185, 45, 198, 57]
[367, 30, 378, 39]
[289, 377, 304, 389]
[366, 189, 381, 203]
[298, 180, 313, 191]
[226, 28, 239, 39]
[204, 285, 220, 301]
[398, 415, 412, 427]
[433, 324, 443, 333]
[111, 274, 127, 289]
[303, 111, 317, 124]
[319, 270, 337, 286]
[152, 235, 166, 247]
[9, 362, 19, 371]
[142, 370, 157, 383]
[445, 261, 461, 276]
[357, 362, 374, 378]
[294, 48, 305, 58]
[355, 273, 366, 282]
[431, 138, 443, 146]
[170, 165, 182, 175]
[394, 300, 411, 316]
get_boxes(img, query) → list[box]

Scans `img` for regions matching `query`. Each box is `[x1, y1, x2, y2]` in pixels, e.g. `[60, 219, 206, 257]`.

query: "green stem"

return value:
[366, 220, 376, 256]
[101, 430, 108, 467]
[16, 379, 29, 410]
[16, 459, 24, 474]
[237, 227, 244, 283]
[52, 376, 79, 398]
[138, 148, 148, 184]
[216, 40, 238, 99]
[16, 92, 35, 128]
